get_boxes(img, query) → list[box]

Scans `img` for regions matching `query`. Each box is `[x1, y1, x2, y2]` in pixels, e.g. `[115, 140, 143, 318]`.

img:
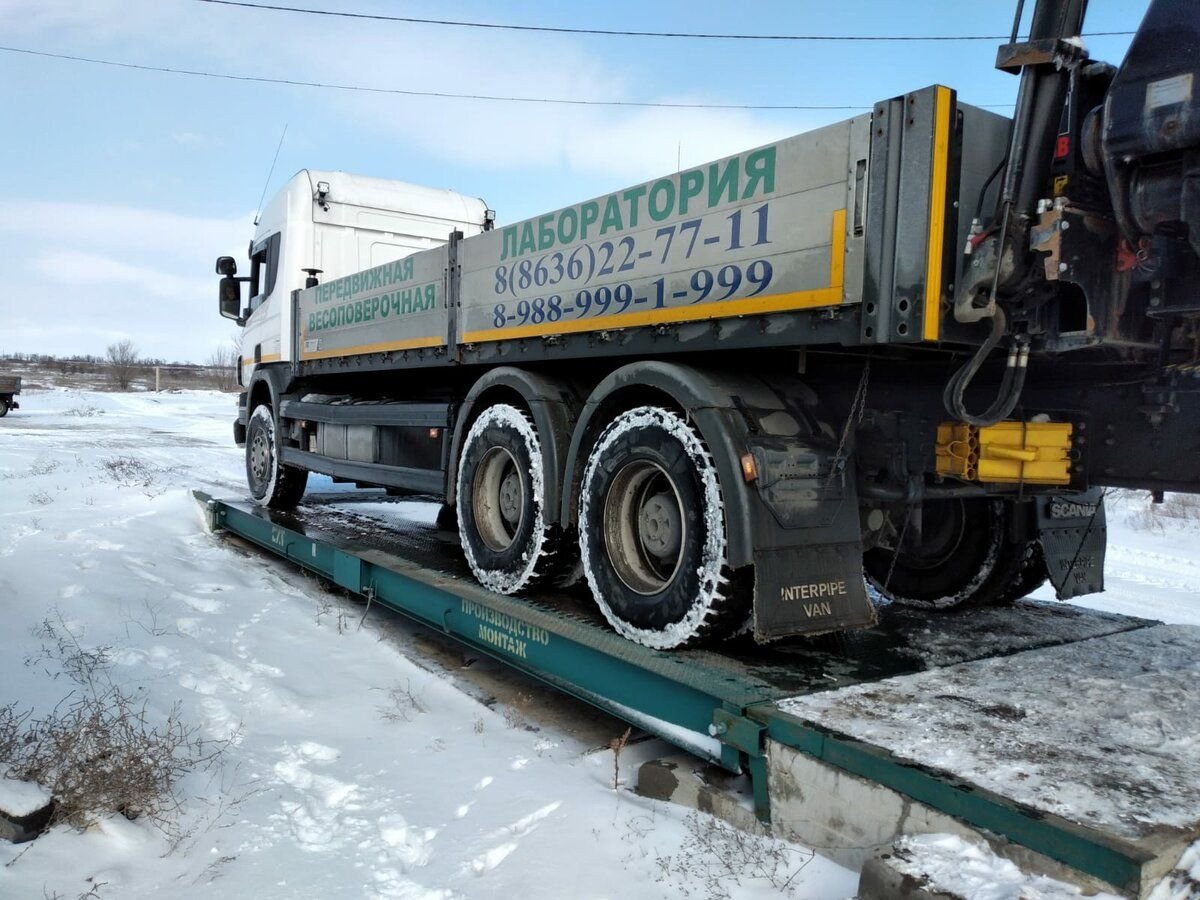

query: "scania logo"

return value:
[1048, 500, 1098, 519]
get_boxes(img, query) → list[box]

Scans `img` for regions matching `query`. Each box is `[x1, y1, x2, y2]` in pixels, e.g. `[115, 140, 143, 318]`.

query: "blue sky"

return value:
[0, 0, 1144, 362]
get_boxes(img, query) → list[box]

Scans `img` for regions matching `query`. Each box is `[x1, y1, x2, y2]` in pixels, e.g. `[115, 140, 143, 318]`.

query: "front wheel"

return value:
[245, 405, 307, 510]
[579, 406, 748, 649]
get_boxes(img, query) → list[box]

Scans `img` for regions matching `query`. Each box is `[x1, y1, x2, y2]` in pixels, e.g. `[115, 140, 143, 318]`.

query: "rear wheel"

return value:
[0, 399, 9, 417]
[246, 405, 307, 510]
[864, 498, 1018, 610]
[994, 539, 1049, 603]
[456, 404, 568, 594]
[578, 406, 747, 649]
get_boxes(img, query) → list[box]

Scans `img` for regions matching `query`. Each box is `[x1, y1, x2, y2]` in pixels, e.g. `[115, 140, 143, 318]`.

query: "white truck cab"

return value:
[217, 169, 492, 384]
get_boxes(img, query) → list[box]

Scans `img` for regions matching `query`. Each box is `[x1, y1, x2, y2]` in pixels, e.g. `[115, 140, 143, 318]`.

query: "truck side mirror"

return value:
[219, 276, 244, 324]
[215, 256, 238, 276]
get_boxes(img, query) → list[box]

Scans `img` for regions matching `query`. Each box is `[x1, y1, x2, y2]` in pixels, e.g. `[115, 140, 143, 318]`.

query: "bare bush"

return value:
[28, 616, 112, 689]
[610, 726, 632, 790]
[1159, 493, 1200, 522]
[29, 458, 62, 476]
[100, 455, 157, 488]
[1122, 490, 1200, 532]
[0, 692, 209, 829]
[0, 702, 27, 755]
[3, 614, 228, 833]
[64, 405, 103, 418]
[503, 692, 536, 731]
[376, 682, 427, 723]
[313, 595, 350, 633]
[653, 812, 814, 900]
[105, 339, 139, 391]
[206, 345, 239, 393]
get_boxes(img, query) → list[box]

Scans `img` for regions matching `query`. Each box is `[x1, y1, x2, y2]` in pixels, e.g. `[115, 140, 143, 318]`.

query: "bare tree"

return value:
[207, 344, 239, 392]
[106, 339, 139, 390]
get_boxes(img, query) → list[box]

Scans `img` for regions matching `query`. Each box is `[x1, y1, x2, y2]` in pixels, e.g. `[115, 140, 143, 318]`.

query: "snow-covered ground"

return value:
[0, 388, 858, 899]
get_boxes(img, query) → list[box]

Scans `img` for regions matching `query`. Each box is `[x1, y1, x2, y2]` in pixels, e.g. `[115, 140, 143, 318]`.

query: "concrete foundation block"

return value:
[636, 754, 764, 837]
[765, 741, 1122, 896]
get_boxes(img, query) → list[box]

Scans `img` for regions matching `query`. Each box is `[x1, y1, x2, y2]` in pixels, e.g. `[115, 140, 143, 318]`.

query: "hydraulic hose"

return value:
[943, 308, 1030, 426]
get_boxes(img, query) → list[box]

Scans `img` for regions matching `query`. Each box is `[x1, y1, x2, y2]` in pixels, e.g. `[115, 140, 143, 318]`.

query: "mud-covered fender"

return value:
[560, 361, 830, 570]
[447, 367, 582, 524]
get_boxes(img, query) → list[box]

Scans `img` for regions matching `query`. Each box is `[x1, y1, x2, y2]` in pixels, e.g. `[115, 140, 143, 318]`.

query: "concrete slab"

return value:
[765, 741, 1125, 894]
[858, 835, 1125, 900]
[773, 624, 1200, 897]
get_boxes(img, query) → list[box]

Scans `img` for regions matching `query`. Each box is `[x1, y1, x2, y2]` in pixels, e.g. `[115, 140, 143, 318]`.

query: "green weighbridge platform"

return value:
[195, 491, 1200, 898]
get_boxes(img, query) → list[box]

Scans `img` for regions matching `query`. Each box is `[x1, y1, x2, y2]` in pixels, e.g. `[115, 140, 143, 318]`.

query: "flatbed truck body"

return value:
[215, 0, 1200, 648]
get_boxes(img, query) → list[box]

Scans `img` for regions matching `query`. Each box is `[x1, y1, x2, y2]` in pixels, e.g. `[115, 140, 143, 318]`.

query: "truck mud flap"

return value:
[1036, 488, 1107, 600]
[748, 446, 876, 641]
[752, 543, 876, 641]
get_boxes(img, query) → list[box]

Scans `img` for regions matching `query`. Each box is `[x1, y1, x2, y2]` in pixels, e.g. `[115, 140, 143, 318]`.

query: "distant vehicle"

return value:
[0, 375, 20, 417]
[215, 0, 1200, 649]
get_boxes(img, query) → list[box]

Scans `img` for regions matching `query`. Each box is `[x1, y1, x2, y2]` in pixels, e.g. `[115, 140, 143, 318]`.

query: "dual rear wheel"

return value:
[456, 403, 747, 648]
[863, 498, 1047, 609]
[578, 407, 747, 649]
[455, 404, 564, 594]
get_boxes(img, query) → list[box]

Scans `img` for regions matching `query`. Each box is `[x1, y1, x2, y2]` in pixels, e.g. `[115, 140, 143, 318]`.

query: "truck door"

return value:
[243, 232, 283, 374]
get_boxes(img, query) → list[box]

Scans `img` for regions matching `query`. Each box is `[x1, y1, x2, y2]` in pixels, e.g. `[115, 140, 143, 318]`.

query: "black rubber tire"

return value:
[0, 399, 9, 417]
[245, 405, 307, 510]
[864, 498, 1019, 610]
[994, 539, 1049, 604]
[578, 406, 748, 649]
[456, 404, 571, 594]
[435, 503, 459, 532]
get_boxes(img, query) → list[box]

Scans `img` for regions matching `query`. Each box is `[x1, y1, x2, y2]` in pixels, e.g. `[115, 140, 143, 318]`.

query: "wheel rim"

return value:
[249, 428, 271, 485]
[472, 446, 525, 552]
[892, 499, 968, 570]
[602, 459, 686, 596]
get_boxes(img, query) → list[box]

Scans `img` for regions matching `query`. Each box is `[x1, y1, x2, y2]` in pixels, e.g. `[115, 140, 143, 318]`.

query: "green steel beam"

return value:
[196, 492, 772, 778]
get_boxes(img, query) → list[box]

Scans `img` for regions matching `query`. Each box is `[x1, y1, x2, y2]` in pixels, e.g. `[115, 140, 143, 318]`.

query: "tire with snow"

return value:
[578, 406, 747, 649]
[245, 404, 308, 510]
[993, 539, 1049, 604]
[864, 498, 1018, 610]
[0, 399, 8, 417]
[456, 404, 567, 594]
